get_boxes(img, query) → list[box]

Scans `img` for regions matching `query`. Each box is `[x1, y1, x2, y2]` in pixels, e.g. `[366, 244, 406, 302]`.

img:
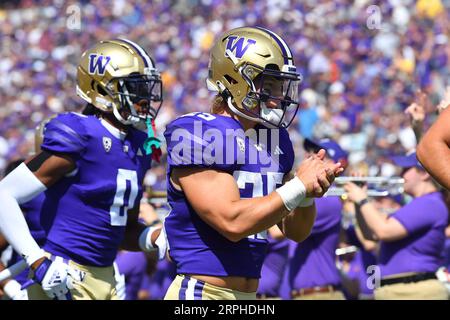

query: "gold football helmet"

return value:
[34, 115, 56, 154]
[207, 26, 302, 128]
[76, 39, 162, 131]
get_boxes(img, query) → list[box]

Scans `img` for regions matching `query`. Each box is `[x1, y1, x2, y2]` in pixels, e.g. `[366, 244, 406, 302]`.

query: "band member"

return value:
[345, 152, 449, 299]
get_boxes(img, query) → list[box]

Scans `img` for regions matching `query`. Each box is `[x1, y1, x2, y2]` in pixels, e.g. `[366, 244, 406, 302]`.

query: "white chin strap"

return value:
[226, 97, 262, 123]
[112, 106, 147, 131]
[260, 104, 283, 127]
[225, 97, 281, 129]
[214, 77, 284, 128]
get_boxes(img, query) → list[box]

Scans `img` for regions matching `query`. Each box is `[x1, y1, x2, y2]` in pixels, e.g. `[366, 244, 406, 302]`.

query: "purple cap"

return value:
[303, 138, 348, 163]
[390, 152, 423, 170]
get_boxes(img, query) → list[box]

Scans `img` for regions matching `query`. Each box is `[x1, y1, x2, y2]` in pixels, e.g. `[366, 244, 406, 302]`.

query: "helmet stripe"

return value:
[254, 27, 293, 65]
[117, 38, 154, 68]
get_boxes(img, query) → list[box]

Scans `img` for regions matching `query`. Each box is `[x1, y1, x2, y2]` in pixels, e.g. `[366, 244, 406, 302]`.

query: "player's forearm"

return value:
[0, 164, 46, 266]
[0, 191, 43, 266]
[217, 192, 290, 242]
[280, 204, 316, 242]
[417, 138, 450, 190]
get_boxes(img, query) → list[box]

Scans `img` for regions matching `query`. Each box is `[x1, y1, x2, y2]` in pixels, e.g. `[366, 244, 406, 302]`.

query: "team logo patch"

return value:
[88, 54, 111, 75]
[225, 36, 256, 59]
[103, 137, 112, 152]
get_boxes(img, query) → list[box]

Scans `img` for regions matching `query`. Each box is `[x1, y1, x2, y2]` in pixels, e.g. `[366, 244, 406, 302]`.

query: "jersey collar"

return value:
[100, 118, 126, 141]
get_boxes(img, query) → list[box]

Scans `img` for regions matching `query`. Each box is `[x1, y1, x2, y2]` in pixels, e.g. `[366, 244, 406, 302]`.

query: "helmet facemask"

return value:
[107, 70, 163, 131]
[234, 63, 300, 128]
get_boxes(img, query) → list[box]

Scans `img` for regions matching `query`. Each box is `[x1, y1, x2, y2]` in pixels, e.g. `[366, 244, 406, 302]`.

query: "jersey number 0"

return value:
[110, 169, 139, 226]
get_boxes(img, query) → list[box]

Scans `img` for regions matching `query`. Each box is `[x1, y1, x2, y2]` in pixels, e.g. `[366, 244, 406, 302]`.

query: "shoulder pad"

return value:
[40, 112, 89, 160]
[164, 112, 244, 172]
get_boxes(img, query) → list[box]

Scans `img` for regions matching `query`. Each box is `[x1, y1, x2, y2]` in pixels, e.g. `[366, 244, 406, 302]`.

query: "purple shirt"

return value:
[115, 251, 147, 300]
[345, 250, 376, 297]
[164, 112, 294, 278]
[379, 192, 448, 277]
[288, 196, 342, 291]
[257, 236, 289, 297]
[344, 225, 377, 296]
[142, 258, 177, 300]
[40, 113, 152, 266]
[443, 238, 450, 269]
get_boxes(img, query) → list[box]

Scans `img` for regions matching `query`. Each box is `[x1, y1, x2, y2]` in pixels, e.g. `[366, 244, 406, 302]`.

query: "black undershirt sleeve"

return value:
[26, 150, 53, 172]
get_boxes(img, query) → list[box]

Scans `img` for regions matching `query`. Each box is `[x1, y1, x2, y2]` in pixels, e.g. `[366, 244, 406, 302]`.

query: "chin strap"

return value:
[143, 118, 162, 162]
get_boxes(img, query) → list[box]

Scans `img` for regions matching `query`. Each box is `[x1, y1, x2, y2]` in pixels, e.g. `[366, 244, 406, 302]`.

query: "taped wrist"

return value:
[275, 176, 306, 211]
[4, 280, 22, 298]
[138, 226, 160, 252]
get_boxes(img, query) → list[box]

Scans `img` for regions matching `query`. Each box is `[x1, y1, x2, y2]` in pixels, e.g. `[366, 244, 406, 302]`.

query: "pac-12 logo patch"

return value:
[103, 136, 112, 152]
[89, 54, 111, 75]
[225, 36, 256, 59]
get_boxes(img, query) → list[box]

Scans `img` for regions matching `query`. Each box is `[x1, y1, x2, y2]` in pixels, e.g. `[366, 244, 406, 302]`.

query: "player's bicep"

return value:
[437, 107, 450, 145]
[423, 107, 450, 145]
[174, 167, 240, 225]
[24, 150, 76, 187]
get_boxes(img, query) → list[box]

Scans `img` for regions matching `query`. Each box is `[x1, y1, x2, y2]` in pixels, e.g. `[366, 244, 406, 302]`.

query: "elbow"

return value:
[373, 229, 392, 242]
[286, 229, 312, 243]
[219, 221, 247, 243]
[222, 230, 245, 243]
[416, 141, 426, 165]
[362, 241, 377, 252]
[223, 233, 243, 243]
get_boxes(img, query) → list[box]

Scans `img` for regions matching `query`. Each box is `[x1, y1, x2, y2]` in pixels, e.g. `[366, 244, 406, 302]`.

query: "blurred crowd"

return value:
[0, 0, 450, 182]
[1, 0, 450, 300]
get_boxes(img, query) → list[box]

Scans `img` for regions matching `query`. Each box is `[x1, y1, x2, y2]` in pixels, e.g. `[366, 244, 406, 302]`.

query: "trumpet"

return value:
[324, 176, 405, 199]
[335, 245, 359, 256]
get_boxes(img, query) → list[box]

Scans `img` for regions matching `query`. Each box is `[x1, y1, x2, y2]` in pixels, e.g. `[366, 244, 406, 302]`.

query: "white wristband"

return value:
[138, 225, 168, 260]
[275, 176, 306, 211]
[299, 197, 314, 207]
[4, 280, 22, 299]
[138, 225, 160, 252]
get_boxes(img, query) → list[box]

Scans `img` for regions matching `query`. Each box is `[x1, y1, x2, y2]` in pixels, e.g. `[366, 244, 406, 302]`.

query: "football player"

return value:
[0, 119, 53, 300]
[163, 27, 344, 300]
[417, 107, 450, 190]
[0, 39, 167, 300]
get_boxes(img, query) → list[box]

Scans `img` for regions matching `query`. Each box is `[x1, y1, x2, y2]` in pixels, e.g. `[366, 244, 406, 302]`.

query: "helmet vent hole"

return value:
[96, 84, 108, 96]
[224, 75, 237, 85]
[265, 63, 280, 71]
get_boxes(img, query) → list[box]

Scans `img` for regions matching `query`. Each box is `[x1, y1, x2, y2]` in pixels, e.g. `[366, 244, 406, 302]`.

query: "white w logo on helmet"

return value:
[88, 54, 111, 75]
[225, 36, 256, 59]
